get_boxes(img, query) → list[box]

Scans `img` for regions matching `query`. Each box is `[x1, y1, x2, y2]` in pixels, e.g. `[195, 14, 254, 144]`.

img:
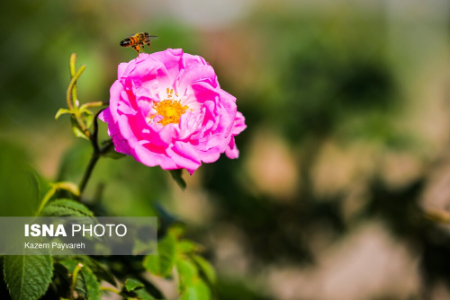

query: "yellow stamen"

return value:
[153, 99, 188, 126]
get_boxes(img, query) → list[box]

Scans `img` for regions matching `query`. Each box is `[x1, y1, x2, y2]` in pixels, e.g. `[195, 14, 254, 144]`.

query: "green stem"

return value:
[66, 65, 85, 112]
[78, 109, 107, 197]
[78, 152, 100, 196]
[36, 186, 57, 216]
[78, 141, 114, 198]
[70, 263, 84, 300]
[70, 54, 77, 109]
[99, 286, 121, 294]
[66, 62, 89, 138]
[70, 53, 77, 77]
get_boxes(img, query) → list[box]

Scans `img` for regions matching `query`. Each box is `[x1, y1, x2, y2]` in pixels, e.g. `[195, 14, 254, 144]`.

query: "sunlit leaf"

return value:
[180, 278, 211, 300]
[124, 278, 144, 292]
[143, 231, 177, 277]
[178, 240, 201, 254]
[176, 259, 198, 292]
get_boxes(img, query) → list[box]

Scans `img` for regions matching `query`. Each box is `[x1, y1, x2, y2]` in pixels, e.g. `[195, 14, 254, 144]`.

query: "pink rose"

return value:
[100, 48, 246, 174]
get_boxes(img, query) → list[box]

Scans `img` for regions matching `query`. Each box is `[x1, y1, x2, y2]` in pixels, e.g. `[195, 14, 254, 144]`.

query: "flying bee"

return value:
[120, 32, 157, 54]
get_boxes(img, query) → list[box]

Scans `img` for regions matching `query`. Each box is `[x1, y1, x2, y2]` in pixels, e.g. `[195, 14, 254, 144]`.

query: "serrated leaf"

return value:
[60, 260, 101, 300]
[60, 261, 88, 298]
[192, 255, 216, 284]
[4, 255, 54, 300]
[77, 266, 101, 300]
[40, 199, 94, 217]
[143, 232, 177, 277]
[180, 279, 211, 300]
[58, 259, 78, 272]
[124, 278, 144, 292]
[169, 169, 186, 190]
[55, 108, 72, 120]
[71, 117, 89, 140]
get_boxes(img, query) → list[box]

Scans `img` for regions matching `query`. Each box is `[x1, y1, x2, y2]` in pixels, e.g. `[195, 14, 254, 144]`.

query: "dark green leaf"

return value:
[3, 255, 53, 300]
[143, 231, 177, 277]
[77, 266, 101, 300]
[40, 199, 94, 217]
[124, 278, 144, 292]
[169, 169, 186, 190]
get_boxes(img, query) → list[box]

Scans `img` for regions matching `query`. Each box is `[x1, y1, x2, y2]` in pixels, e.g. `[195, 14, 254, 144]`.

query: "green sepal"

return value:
[55, 108, 72, 121]
[169, 169, 186, 190]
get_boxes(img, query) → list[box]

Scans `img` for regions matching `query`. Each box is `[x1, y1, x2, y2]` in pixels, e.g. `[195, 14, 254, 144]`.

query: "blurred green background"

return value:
[2, 0, 450, 299]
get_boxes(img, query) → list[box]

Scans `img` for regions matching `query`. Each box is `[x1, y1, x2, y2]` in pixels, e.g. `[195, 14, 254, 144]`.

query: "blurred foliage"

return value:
[0, 141, 42, 216]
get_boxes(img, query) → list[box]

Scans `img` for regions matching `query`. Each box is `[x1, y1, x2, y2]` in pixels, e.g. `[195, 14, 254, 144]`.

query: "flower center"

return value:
[153, 99, 188, 126]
